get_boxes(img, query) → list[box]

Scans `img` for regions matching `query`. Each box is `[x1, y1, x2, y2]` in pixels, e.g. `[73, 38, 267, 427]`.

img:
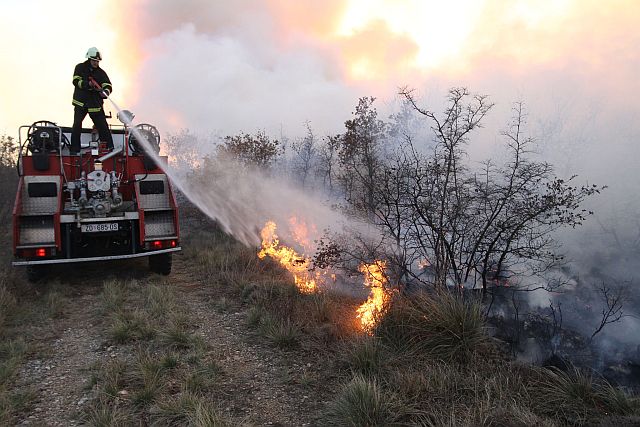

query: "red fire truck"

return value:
[12, 113, 181, 281]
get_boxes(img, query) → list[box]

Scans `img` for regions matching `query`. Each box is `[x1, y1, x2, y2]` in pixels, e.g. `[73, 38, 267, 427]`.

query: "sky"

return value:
[1, 0, 638, 138]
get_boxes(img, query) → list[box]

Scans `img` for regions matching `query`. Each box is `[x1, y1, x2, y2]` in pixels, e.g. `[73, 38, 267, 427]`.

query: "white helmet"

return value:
[85, 47, 102, 61]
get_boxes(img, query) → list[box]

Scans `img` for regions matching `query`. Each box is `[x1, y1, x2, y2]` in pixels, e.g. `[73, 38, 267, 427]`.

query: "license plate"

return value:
[81, 222, 119, 233]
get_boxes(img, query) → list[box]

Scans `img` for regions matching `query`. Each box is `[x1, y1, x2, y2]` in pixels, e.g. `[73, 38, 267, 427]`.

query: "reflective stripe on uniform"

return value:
[102, 83, 112, 89]
[72, 99, 84, 107]
[73, 75, 83, 88]
[88, 107, 102, 113]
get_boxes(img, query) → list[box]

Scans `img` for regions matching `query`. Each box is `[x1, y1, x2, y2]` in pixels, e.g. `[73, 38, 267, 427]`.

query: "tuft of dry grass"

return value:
[46, 291, 65, 319]
[0, 339, 27, 385]
[108, 310, 156, 344]
[258, 316, 301, 349]
[375, 291, 488, 363]
[101, 279, 128, 314]
[83, 395, 133, 426]
[324, 375, 402, 426]
[341, 336, 386, 377]
[533, 366, 640, 425]
[146, 283, 178, 318]
[181, 362, 221, 395]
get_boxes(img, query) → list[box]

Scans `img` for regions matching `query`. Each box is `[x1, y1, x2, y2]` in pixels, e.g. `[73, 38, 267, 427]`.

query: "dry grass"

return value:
[258, 316, 301, 348]
[341, 336, 386, 376]
[150, 392, 233, 426]
[375, 291, 488, 363]
[83, 396, 133, 426]
[533, 366, 640, 425]
[87, 271, 234, 423]
[101, 279, 128, 313]
[0, 281, 17, 333]
[324, 375, 403, 426]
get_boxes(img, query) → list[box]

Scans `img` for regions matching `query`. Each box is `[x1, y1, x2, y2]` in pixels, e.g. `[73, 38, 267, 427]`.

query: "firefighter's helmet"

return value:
[85, 47, 102, 61]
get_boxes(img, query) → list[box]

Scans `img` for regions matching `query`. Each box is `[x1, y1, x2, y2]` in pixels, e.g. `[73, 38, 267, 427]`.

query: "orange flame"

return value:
[356, 260, 392, 333]
[257, 221, 393, 332]
[258, 220, 317, 294]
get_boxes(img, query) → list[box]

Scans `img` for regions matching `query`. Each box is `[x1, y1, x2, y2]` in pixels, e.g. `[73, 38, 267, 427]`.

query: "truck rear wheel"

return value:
[149, 253, 172, 275]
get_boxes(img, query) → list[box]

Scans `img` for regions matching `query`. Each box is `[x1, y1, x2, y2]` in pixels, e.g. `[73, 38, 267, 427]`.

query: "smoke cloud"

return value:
[105, 1, 640, 334]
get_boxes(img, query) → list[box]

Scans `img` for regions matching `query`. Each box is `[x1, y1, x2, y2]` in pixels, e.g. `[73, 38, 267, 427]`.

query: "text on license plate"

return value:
[81, 222, 119, 233]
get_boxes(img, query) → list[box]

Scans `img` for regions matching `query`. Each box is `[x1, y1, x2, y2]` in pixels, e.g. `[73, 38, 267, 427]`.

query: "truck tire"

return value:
[149, 253, 172, 275]
[26, 265, 47, 283]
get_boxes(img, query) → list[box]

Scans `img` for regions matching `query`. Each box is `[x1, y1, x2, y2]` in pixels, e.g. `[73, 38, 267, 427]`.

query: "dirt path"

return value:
[170, 254, 328, 426]
[15, 288, 105, 425]
[12, 254, 332, 426]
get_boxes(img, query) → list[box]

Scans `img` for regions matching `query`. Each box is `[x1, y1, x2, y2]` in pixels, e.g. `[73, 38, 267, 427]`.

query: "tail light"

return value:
[146, 239, 178, 250]
[18, 247, 55, 258]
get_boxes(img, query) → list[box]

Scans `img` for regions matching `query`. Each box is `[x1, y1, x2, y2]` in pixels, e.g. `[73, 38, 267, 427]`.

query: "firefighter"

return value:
[71, 47, 113, 154]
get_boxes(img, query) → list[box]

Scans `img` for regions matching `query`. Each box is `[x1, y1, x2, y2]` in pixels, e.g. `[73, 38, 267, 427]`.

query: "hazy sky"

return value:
[1, 0, 638, 138]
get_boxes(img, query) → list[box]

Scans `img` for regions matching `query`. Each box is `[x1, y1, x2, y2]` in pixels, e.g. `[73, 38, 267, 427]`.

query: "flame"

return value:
[257, 220, 393, 332]
[356, 260, 392, 333]
[258, 220, 317, 294]
[288, 216, 318, 253]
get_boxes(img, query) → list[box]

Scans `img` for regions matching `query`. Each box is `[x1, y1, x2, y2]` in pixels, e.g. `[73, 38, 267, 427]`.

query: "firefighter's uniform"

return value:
[71, 60, 113, 153]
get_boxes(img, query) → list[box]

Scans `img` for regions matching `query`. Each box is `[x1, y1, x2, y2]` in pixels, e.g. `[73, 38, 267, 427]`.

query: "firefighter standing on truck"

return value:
[71, 47, 113, 154]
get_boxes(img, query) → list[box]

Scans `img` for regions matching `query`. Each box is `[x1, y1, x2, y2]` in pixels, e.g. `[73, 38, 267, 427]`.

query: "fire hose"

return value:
[88, 76, 109, 99]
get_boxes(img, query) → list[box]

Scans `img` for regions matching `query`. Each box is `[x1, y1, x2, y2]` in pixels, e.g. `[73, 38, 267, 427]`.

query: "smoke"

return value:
[104, 1, 640, 350]
[168, 152, 362, 248]
[111, 101, 363, 249]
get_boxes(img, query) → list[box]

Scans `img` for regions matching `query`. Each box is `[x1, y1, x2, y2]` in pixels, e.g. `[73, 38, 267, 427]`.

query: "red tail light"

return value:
[147, 240, 178, 250]
[36, 248, 46, 257]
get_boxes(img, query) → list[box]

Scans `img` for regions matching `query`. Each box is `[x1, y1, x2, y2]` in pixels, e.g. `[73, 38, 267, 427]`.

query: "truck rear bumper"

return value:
[12, 247, 181, 266]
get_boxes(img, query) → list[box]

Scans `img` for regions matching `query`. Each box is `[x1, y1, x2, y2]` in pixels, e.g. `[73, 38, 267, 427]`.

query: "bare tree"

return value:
[315, 135, 340, 194]
[290, 121, 317, 188]
[365, 89, 604, 295]
[589, 282, 626, 342]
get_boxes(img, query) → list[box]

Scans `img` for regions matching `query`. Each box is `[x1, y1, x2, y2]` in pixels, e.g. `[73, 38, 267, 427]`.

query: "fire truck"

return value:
[12, 113, 181, 282]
